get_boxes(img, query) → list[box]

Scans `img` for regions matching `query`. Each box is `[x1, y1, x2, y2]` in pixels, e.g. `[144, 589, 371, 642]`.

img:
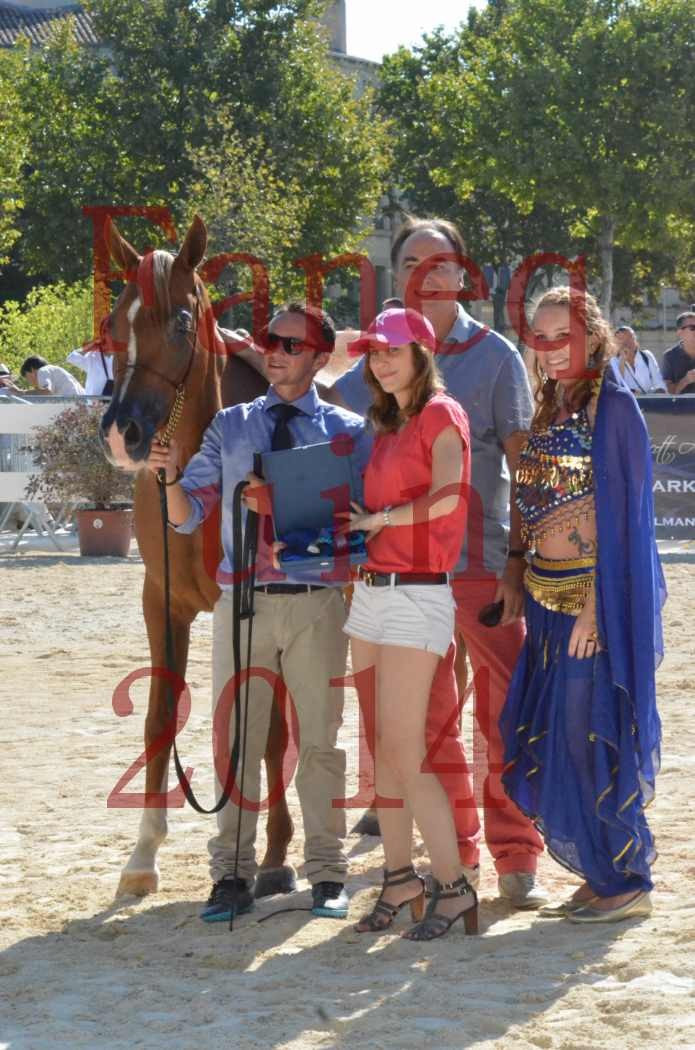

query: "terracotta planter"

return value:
[77, 508, 133, 557]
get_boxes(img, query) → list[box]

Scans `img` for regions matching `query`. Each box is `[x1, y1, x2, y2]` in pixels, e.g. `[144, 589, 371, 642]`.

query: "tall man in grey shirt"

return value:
[329, 217, 546, 908]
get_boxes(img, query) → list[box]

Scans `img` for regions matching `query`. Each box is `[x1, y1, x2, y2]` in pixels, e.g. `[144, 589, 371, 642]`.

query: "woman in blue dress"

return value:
[500, 286, 665, 923]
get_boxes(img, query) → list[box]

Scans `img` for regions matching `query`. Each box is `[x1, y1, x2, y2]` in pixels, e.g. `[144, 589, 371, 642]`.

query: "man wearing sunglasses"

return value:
[662, 312, 695, 395]
[145, 302, 369, 924]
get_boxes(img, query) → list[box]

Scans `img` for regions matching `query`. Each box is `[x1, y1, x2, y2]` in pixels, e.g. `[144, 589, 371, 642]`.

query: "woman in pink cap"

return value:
[342, 307, 478, 940]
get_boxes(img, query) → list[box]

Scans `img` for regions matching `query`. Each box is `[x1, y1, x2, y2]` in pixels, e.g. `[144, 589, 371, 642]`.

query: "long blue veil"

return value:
[593, 358, 666, 800]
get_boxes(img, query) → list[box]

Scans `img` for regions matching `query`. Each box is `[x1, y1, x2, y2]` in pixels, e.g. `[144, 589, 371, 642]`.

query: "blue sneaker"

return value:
[200, 876, 255, 923]
[311, 881, 349, 919]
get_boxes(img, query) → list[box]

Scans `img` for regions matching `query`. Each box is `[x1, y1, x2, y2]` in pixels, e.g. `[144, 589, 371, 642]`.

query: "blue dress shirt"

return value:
[174, 384, 370, 587]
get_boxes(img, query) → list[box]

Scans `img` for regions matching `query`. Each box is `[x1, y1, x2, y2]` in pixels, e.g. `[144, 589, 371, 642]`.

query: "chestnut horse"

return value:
[100, 215, 295, 897]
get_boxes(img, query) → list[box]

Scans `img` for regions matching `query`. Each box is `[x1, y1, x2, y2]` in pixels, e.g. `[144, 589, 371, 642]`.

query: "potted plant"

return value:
[25, 402, 135, 556]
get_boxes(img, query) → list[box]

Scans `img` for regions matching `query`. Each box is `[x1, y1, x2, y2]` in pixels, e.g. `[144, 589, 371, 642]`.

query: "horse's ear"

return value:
[106, 218, 141, 274]
[178, 215, 207, 272]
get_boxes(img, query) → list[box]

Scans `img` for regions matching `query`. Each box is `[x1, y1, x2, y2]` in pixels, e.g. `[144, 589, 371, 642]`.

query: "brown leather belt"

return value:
[254, 584, 327, 595]
[357, 568, 449, 587]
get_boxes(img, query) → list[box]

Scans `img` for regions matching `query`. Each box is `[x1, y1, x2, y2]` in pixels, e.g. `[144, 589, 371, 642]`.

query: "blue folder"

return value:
[260, 440, 367, 575]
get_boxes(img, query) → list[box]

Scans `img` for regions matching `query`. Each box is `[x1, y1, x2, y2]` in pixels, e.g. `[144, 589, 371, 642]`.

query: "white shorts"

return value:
[344, 579, 455, 657]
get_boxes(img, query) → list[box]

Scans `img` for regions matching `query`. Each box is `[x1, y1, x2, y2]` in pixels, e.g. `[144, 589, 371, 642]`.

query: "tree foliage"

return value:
[7, 0, 389, 291]
[0, 280, 93, 376]
[379, 0, 695, 312]
[379, 32, 576, 269]
[0, 47, 29, 264]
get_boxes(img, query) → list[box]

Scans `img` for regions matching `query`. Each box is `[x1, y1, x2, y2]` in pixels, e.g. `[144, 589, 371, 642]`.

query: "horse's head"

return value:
[100, 215, 210, 470]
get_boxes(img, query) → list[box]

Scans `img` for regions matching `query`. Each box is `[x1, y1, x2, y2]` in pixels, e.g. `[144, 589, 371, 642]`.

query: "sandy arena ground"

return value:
[1, 548, 694, 1050]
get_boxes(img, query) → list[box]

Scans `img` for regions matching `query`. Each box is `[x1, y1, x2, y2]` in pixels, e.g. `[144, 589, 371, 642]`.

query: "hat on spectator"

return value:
[348, 307, 437, 356]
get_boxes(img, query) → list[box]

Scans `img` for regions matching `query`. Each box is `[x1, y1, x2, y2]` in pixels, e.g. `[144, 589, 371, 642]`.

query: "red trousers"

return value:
[426, 576, 544, 873]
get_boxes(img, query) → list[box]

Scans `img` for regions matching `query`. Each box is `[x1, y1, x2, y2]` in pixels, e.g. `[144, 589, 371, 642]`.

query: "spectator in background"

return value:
[0, 363, 20, 397]
[19, 356, 85, 396]
[66, 346, 114, 396]
[614, 326, 666, 394]
[661, 312, 695, 395]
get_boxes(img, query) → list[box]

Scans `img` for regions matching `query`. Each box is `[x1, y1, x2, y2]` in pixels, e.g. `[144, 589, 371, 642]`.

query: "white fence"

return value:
[0, 398, 76, 502]
[0, 396, 110, 494]
[0, 397, 108, 550]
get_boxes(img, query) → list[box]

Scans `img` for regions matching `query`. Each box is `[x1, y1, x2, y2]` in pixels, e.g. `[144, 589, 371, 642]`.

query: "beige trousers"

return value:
[208, 587, 348, 885]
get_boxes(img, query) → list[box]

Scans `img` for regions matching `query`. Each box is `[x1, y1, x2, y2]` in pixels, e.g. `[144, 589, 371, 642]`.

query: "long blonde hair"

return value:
[365, 342, 444, 433]
[531, 287, 614, 429]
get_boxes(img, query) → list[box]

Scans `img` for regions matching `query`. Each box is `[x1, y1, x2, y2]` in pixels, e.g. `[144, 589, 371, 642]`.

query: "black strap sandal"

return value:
[354, 864, 426, 933]
[403, 872, 478, 941]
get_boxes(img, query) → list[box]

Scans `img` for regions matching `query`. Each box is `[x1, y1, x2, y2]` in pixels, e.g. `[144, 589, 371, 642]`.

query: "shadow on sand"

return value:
[0, 874, 632, 1050]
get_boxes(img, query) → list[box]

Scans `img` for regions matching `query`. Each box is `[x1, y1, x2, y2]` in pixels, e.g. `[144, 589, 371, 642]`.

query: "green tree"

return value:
[378, 31, 579, 329]
[414, 0, 695, 313]
[0, 47, 29, 265]
[11, 21, 125, 279]
[9, 1, 389, 289]
[0, 280, 93, 377]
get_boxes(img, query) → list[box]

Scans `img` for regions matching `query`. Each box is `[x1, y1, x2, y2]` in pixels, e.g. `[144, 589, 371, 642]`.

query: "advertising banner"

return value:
[640, 395, 695, 539]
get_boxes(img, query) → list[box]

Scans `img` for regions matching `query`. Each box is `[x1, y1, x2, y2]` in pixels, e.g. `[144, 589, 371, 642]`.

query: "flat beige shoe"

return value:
[567, 891, 652, 924]
[538, 895, 598, 918]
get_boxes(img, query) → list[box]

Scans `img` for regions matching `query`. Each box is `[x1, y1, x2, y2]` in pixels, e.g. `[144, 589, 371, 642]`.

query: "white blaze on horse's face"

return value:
[103, 294, 143, 471]
[120, 295, 141, 403]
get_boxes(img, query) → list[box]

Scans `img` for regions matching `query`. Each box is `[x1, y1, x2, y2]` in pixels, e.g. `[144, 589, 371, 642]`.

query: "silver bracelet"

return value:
[382, 505, 392, 527]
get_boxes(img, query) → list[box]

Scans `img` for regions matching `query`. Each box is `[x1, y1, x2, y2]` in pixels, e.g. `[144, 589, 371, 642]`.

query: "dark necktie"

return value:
[269, 403, 301, 451]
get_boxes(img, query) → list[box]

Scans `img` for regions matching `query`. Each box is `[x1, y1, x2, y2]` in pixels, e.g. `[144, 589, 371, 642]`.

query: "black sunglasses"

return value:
[263, 332, 323, 356]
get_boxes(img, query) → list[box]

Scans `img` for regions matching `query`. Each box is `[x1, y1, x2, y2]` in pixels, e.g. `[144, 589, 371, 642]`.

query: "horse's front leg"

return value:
[117, 579, 191, 897]
[255, 698, 296, 897]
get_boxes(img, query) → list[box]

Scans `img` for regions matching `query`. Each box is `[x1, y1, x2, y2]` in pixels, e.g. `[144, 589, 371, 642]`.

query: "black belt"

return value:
[357, 568, 449, 587]
[254, 584, 327, 595]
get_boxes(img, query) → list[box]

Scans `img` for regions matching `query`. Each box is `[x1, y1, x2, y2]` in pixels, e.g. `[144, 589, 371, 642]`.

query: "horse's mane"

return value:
[149, 250, 175, 321]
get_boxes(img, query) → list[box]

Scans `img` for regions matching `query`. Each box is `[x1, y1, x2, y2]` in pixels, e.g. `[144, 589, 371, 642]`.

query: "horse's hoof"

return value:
[254, 866, 297, 898]
[351, 811, 381, 836]
[116, 868, 160, 898]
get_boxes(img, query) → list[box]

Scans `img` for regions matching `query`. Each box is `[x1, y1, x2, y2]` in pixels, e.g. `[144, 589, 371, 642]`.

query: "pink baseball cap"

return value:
[348, 307, 437, 356]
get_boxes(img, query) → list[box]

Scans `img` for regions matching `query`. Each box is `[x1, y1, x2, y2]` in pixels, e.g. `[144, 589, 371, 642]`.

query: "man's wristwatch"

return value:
[382, 506, 392, 527]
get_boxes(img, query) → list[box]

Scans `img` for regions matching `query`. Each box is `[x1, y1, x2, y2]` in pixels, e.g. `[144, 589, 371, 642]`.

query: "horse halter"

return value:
[152, 299, 200, 448]
[118, 255, 202, 448]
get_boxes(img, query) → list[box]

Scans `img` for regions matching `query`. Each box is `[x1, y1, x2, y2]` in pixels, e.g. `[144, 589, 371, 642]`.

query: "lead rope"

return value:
[227, 481, 259, 931]
[157, 472, 257, 821]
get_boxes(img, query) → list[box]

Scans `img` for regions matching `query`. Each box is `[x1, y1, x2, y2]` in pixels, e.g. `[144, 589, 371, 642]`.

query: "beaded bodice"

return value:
[516, 407, 594, 546]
